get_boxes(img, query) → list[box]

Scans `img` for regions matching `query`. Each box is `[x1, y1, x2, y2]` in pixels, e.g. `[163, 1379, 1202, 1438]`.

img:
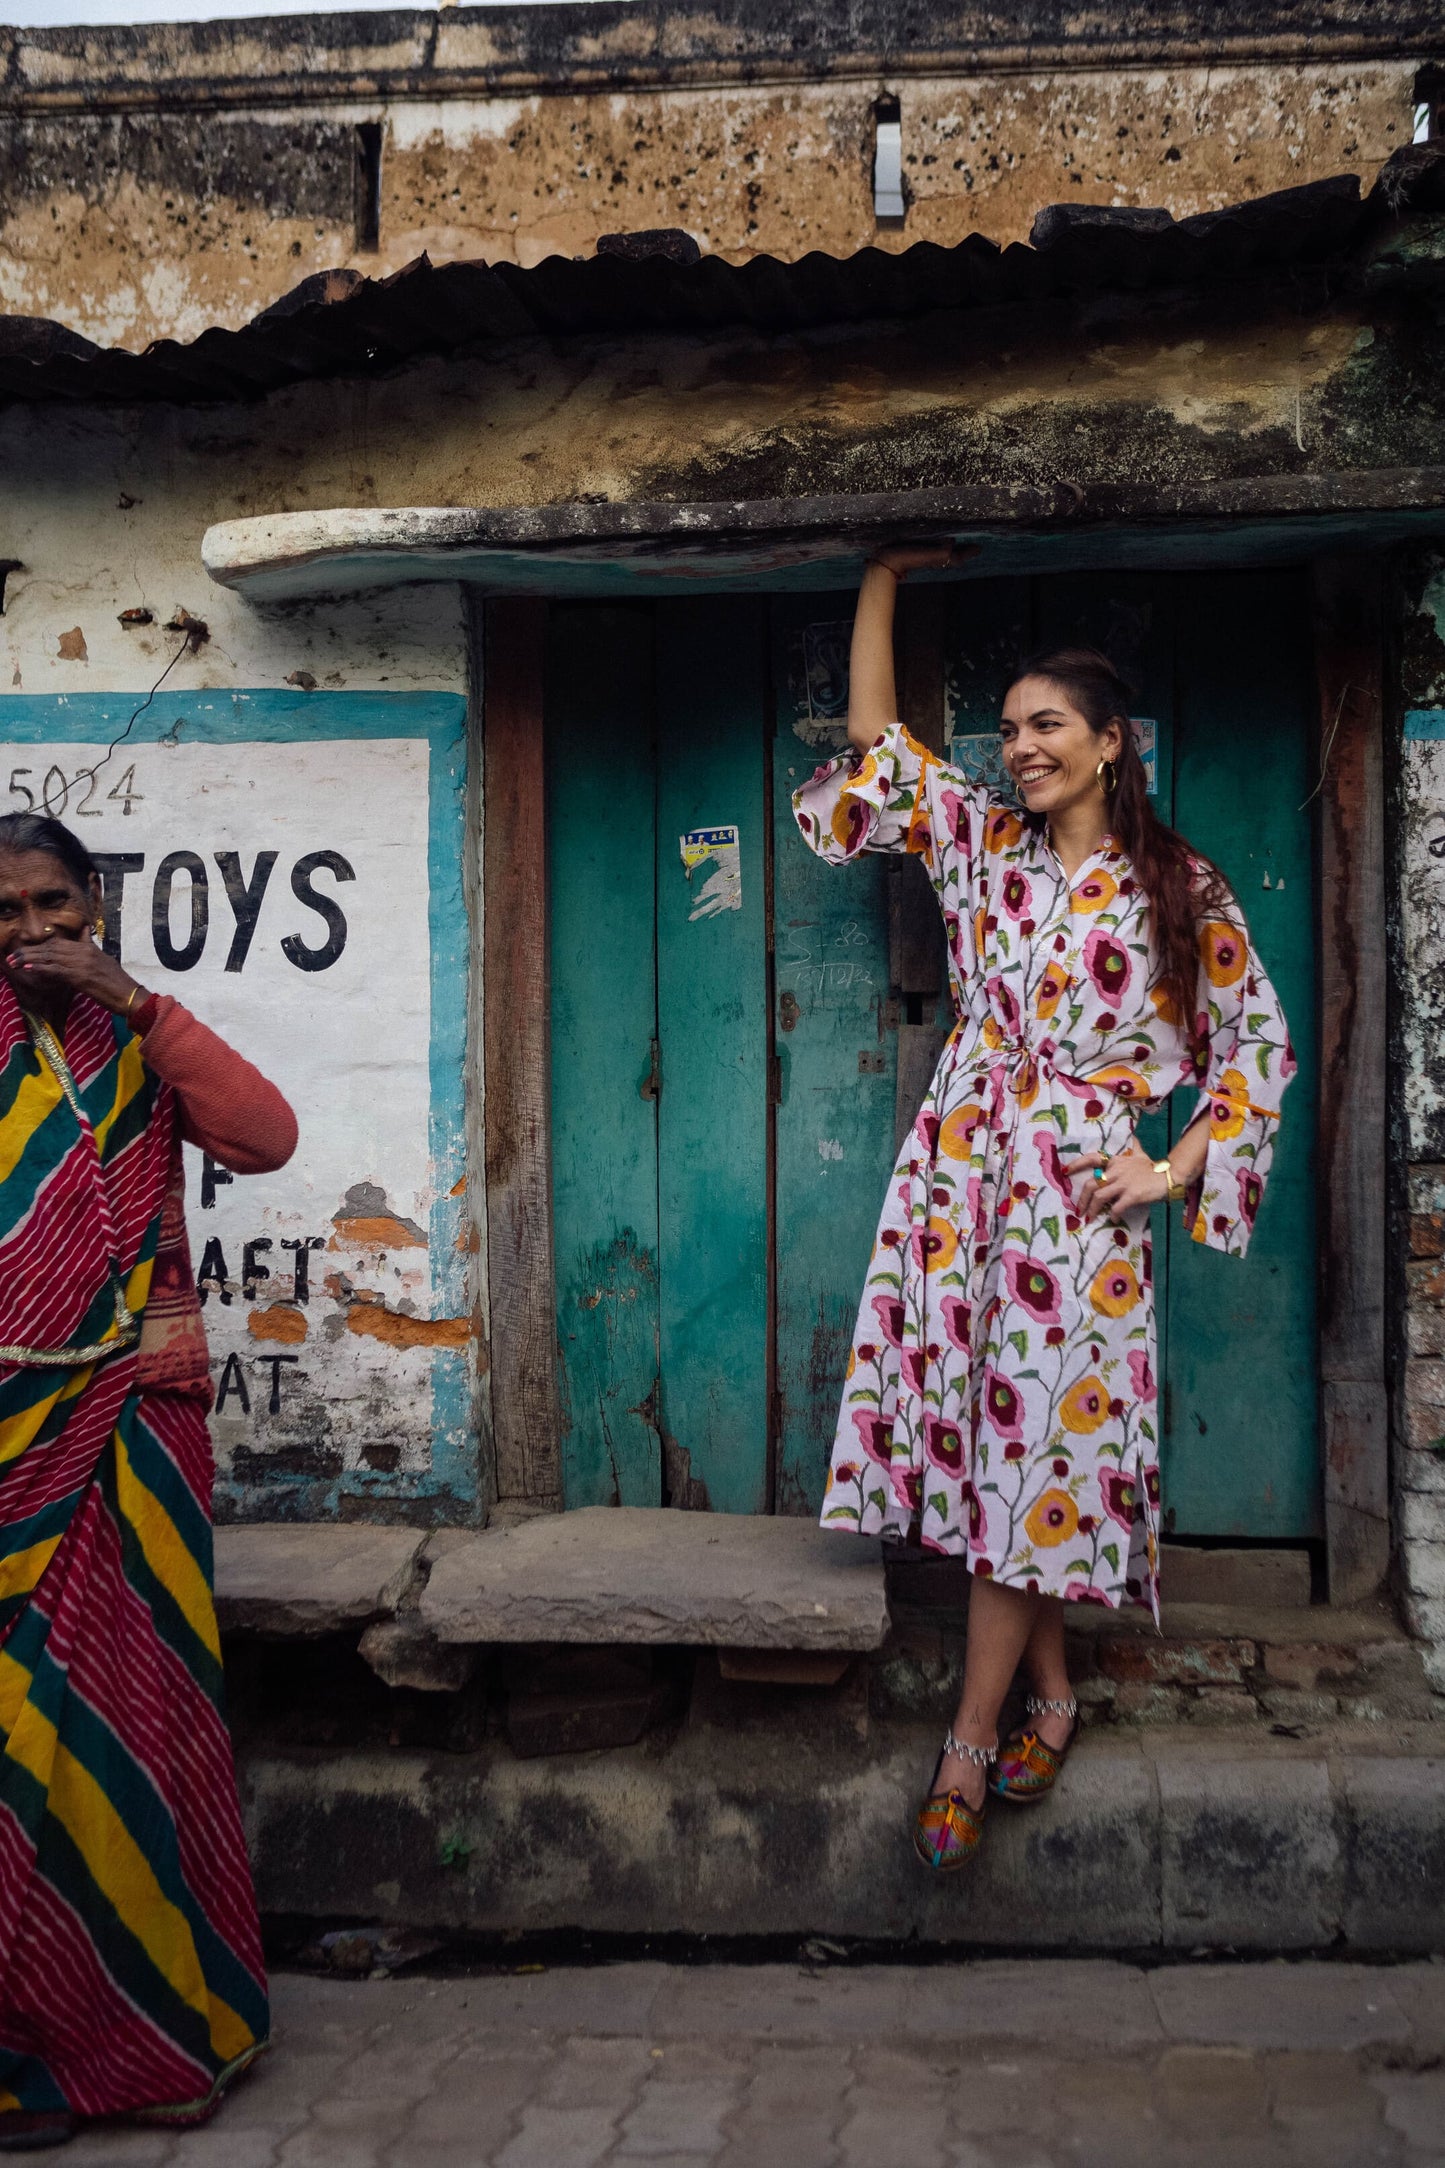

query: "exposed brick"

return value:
[1110, 1682, 1188, 1722]
[1408, 1307, 1445, 1357]
[1258, 1686, 1340, 1724]
[1185, 1686, 1258, 1725]
[1401, 1442, 1445, 1495]
[1402, 1492, 1445, 1546]
[1098, 1637, 1255, 1686]
[1407, 1258, 1445, 1305]
[1403, 1359, 1445, 1411]
[1404, 1403, 1445, 1454]
[1261, 1643, 1364, 1691]
[1410, 1212, 1445, 1259]
[1403, 1543, 1445, 1601]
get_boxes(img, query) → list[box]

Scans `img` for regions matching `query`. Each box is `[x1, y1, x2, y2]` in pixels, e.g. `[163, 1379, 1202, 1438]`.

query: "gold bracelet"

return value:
[1152, 1156, 1186, 1203]
[124, 985, 143, 1016]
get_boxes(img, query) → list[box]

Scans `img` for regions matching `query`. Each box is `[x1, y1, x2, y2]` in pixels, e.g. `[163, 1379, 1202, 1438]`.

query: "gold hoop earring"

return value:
[92, 914, 105, 940]
[1096, 757, 1117, 797]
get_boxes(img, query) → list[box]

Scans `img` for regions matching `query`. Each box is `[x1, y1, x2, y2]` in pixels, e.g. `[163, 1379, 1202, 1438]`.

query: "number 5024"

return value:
[8, 764, 144, 817]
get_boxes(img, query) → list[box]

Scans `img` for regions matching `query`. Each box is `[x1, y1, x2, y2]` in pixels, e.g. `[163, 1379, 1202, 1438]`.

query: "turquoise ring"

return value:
[1093, 1167, 1106, 1182]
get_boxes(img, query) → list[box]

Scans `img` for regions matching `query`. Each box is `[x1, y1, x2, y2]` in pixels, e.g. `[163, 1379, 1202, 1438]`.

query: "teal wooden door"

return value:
[549, 600, 770, 1513]
[550, 578, 1319, 1537]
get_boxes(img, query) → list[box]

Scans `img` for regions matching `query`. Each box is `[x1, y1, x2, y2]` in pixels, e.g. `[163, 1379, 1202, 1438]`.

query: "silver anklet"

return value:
[943, 1730, 998, 1768]
[1025, 1695, 1078, 1721]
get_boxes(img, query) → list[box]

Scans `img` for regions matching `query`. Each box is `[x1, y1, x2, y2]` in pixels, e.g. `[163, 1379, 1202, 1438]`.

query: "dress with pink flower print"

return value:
[792, 724, 1295, 1617]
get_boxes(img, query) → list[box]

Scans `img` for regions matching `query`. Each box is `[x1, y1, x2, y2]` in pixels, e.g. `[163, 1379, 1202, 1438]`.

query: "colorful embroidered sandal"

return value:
[913, 1731, 996, 1872]
[989, 1695, 1079, 1805]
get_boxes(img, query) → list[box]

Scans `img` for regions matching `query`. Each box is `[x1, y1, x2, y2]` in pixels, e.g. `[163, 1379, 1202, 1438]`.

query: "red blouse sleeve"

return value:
[136, 996, 298, 1174]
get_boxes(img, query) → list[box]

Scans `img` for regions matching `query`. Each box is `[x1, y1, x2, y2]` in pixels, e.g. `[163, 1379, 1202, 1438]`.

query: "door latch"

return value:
[778, 990, 800, 1033]
[640, 1037, 662, 1101]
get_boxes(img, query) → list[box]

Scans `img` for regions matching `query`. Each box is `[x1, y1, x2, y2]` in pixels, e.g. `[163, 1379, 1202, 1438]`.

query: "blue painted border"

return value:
[0, 690, 474, 1519]
[1405, 709, 1445, 740]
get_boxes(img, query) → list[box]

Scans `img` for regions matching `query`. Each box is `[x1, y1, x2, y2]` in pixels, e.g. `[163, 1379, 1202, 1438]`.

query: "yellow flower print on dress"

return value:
[1150, 979, 1185, 1024]
[1060, 1376, 1110, 1432]
[1036, 962, 1070, 1020]
[983, 807, 1023, 852]
[938, 1103, 984, 1160]
[912, 1216, 959, 1273]
[1071, 869, 1117, 913]
[1086, 1063, 1150, 1104]
[1090, 1260, 1141, 1317]
[1200, 919, 1248, 986]
[1209, 1067, 1249, 1140]
[1024, 1490, 1080, 1547]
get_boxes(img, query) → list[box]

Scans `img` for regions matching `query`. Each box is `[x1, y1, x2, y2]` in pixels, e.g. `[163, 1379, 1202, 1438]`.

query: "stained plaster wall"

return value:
[0, 404, 482, 1524]
[1401, 550, 1445, 1686]
[0, 54, 1422, 350]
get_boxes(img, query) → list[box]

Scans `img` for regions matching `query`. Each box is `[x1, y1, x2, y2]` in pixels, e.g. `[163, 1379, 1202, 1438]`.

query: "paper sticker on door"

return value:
[680, 825, 742, 919]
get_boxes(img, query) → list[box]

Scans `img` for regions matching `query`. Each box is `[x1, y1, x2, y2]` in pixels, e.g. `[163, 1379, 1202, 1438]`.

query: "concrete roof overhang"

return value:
[203, 470, 1445, 603]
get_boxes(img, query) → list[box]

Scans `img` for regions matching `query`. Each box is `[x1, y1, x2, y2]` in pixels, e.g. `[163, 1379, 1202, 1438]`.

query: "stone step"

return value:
[240, 1719, 1445, 1954]
[214, 1523, 425, 1636]
[419, 1507, 889, 1649]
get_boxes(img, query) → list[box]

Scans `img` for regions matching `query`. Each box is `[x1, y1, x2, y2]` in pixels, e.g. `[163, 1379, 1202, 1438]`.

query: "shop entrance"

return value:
[546, 573, 1318, 1537]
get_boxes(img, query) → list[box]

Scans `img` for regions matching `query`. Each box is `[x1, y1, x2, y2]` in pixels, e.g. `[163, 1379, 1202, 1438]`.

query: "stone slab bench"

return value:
[420, 1508, 889, 1649]
[214, 1509, 890, 1652]
[214, 1524, 426, 1637]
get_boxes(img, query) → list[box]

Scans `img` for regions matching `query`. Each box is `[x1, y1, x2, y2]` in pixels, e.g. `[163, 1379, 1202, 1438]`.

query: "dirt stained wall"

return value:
[0, 59, 1420, 350]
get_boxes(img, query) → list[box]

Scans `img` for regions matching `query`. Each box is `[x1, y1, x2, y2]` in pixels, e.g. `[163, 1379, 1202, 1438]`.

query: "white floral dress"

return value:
[792, 725, 1295, 1616]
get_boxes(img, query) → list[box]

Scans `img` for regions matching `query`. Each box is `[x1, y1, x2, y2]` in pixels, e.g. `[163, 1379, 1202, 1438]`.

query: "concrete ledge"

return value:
[214, 1525, 425, 1636]
[420, 1508, 889, 1649]
[240, 1723, 1445, 1954]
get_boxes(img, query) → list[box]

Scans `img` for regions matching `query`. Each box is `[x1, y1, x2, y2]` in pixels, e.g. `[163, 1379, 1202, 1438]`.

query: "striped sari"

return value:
[0, 985, 268, 2124]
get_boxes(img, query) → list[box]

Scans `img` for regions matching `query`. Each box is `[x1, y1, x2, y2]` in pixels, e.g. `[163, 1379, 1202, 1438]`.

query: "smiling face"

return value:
[999, 675, 1125, 823]
[0, 848, 97, 980]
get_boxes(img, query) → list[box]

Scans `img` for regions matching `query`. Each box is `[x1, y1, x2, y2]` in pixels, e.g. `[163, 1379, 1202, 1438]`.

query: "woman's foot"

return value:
[914, 1730, 996, 1872]
[0, 2112, 75, 2152]
[991, 1692, 1080, 1806]
[931, 1730, 996, 1812]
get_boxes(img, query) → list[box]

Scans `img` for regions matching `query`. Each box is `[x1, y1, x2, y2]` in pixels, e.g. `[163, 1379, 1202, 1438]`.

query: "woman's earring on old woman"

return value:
[1096, 757, 1117, 797]
[92, 914, 105, 940]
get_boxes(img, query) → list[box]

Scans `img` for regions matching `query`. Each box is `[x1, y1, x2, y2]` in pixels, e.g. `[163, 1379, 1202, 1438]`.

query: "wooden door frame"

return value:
[1312, 556, 1389, 1604]
[477, 569, 1391, 1605]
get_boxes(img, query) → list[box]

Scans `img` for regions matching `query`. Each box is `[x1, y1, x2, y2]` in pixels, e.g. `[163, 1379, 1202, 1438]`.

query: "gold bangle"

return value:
[124, 985, 143, 1016]
[1152, 1157, 1186, 1203]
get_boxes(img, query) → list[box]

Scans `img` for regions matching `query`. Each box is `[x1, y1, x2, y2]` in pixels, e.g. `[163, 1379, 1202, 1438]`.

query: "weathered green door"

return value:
[549, 576, 1319, 1538]
[549, 600, 770, 1513]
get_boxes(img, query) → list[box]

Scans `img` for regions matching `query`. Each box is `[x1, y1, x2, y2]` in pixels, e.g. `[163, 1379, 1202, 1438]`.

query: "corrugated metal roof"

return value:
[0, 155, 1439, 410]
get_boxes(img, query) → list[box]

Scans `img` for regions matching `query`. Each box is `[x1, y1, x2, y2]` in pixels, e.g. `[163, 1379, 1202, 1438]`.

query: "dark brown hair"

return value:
[1006, 647, 1230, 1038]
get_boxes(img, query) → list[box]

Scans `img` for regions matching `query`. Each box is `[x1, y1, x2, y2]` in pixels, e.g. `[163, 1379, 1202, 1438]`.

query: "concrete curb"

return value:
[239, 1724, 1445, 1955]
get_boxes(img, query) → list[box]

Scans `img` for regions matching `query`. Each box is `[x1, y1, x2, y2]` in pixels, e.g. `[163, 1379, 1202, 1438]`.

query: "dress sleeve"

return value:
[1185, 903, 1296, 1259]
[791, 723, 942, 869]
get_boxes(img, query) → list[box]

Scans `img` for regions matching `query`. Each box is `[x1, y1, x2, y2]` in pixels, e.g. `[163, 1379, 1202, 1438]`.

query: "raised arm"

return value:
[846, 546, 961, 751]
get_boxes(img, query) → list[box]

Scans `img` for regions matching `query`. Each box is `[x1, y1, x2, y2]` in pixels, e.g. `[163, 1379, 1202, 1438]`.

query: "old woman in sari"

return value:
[0, 812, 296, 2150]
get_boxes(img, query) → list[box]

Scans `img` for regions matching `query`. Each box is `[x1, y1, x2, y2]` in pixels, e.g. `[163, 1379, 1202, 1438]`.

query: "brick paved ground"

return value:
[63, 1960, 1445, 2166]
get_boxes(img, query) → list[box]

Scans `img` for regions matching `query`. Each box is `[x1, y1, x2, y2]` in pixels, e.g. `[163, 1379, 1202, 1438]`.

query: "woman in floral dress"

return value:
[793, 550, 1295, 1870]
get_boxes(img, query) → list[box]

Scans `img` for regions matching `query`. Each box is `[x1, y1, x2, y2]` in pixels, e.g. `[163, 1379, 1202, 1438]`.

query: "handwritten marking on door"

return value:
[680, 825, 742, 918]
[778, 918, 874, 1003]
[818, 1139, 845, 1161]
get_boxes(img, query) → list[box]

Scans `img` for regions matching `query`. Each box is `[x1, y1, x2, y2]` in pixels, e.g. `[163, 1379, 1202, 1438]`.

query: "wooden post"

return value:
[1312, 557, 1389, 1603]
[481, 597, 561, 1506]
